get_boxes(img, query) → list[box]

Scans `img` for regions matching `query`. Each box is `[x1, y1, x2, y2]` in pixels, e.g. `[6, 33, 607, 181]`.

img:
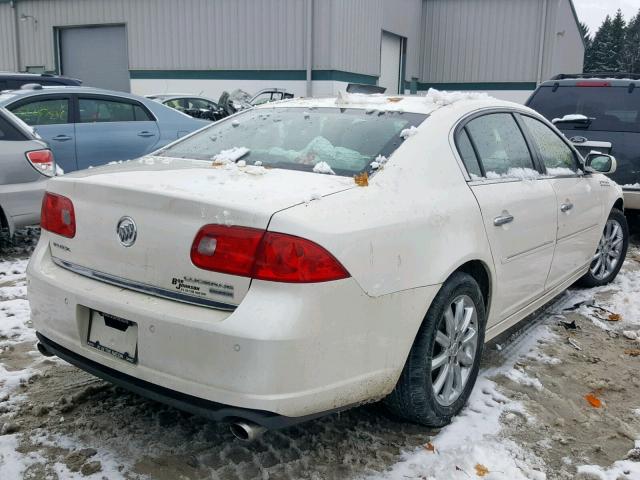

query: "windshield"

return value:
[528, 86, 640, 133]
[158, 107, 427, 176]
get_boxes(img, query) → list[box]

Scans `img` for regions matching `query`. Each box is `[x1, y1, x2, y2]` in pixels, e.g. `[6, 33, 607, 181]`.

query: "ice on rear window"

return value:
[484, 167, 541, 180]
[157, 107, 427, 176]
[545, 167, 575, 176]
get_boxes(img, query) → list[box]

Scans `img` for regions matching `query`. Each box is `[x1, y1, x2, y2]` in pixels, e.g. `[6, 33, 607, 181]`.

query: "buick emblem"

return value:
[570, 136, 588, 144]
[117, 216, 137, 247]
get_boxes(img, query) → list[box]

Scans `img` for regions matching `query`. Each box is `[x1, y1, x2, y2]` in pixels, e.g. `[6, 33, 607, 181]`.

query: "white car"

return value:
[28, 91, 627, 440]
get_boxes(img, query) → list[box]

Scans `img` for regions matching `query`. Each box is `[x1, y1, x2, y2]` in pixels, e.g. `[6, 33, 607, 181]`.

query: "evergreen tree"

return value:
[586, 15, 614, 72]
[610, 9, 627, 71]
[579, 21, 592, 50]
[624, 9, 640, 73]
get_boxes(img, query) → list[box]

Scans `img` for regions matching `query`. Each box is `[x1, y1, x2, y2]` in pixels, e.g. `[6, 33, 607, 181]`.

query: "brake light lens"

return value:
[191, 225, 350, 283]
[41, 192, 75, 238]
[576, 81, 611, 87]
[26, 149, 55, 177]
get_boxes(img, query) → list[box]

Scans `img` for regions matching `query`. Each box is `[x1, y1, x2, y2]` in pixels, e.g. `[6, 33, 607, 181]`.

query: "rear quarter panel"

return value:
[0, 139, 49, 220]
[268, 108, 495, 299]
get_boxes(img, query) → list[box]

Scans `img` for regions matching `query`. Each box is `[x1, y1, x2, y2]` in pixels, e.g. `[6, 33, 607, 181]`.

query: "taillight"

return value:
[576, 81, 610, 87]
[41, 192, 75, 238]
[26, 149, 55, 177]
[191, 225, 350, 283]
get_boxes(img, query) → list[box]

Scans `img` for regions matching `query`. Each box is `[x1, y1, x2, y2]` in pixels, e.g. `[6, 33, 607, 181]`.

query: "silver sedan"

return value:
[0, 107, 56, 235]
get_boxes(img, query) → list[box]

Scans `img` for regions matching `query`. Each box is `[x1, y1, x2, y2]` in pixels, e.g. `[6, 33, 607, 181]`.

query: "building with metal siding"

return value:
[0, 0, 583, 103]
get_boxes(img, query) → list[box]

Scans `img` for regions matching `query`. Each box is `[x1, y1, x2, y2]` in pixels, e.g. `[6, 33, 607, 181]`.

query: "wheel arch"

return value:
[613, 197, 623, 212]
[0, 204, 13, 236]
[451, 260, 492, 317]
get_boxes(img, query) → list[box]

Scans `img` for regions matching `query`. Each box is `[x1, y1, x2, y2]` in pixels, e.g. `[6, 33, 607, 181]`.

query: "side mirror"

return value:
[584, 152, 616, 174]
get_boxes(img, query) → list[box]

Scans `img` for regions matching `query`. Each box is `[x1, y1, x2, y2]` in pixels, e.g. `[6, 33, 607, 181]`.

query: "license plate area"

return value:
[87, 310, 138, 364]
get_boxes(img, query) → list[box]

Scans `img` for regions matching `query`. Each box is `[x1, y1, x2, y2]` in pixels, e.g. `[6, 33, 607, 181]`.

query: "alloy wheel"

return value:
[431, 294, 478, 406]
[591, 219, 624, 281]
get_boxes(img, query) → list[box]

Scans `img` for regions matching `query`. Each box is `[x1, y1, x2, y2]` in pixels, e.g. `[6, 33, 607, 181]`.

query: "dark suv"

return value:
[526, 73, 640, 213]
[0, 72, 82, 91]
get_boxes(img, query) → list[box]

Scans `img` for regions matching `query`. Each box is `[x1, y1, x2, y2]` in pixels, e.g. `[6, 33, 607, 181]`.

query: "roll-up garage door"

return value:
[60, 25, 130, 92]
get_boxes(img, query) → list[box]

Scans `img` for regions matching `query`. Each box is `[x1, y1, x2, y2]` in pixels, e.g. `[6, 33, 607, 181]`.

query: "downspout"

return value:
[10, 0, 21, 72]
[305, 0, 313, 97]
[536, 0, 549, 85]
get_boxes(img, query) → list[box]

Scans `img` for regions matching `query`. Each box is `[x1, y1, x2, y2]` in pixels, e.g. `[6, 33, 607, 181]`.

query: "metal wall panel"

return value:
[10, 0, 308, 71]
[0, 3, 17, 70]
[542, 0, 584, 80]
[421, 0, 543, 83]
[0, 0, 582, 84]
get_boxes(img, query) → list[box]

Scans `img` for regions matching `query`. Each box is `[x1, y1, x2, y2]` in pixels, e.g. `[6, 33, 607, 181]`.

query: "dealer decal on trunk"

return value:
[171, 276, 234, 299]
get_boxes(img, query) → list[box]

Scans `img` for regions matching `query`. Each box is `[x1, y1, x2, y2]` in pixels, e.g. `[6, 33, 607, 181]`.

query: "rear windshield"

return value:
[157, 107, 427, 176]
[528, 86, 640, 133]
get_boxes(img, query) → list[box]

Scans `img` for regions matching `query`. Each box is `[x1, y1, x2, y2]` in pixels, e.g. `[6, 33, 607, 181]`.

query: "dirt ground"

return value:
[1, 225, 639, 479]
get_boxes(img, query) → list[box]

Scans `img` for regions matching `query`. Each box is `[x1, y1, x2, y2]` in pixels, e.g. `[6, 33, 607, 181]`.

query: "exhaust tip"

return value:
[229, 421, 266, 442]
[37, 342, 54, 357]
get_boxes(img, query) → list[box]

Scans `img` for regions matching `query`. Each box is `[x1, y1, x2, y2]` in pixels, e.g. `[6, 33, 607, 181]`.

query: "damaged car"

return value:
[28, 91, 627, 439]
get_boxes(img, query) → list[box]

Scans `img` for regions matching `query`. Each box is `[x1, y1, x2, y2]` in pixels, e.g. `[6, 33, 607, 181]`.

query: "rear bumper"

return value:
[36, 332, 338, 429]
[28, 233, 436, 418]
[623, 189, 640, 211]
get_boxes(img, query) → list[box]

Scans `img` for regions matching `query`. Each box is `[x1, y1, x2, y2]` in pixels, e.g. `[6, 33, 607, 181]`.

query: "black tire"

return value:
[578, 208, 629, 288]
[384, 272, 486, 427]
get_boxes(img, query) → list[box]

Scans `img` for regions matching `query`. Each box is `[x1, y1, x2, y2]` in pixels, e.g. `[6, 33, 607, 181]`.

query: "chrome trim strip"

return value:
[52, 257, 237, 312]
[504, 240, 555, 262]
[556, 223, 599, 243]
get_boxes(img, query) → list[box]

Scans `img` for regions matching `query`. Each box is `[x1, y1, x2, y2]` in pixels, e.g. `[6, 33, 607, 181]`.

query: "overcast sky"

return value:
[573, 0, 640, 35]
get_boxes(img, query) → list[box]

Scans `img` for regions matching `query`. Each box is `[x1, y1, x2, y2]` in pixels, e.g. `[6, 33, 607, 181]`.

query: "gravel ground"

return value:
[0, 224, 639, 479]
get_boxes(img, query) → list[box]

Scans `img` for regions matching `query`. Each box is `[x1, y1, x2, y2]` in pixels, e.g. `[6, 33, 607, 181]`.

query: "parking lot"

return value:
[0, 224, 637, 479]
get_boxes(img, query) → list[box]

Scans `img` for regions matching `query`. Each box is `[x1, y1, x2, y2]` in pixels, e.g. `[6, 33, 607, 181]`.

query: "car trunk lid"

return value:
[46, 157, 355, 309]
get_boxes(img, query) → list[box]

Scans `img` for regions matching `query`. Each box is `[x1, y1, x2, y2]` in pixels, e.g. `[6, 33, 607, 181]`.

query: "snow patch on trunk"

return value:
[400, 126, 419, 139]
[424, 88, 490, 106]
[211, 147, 250, 164]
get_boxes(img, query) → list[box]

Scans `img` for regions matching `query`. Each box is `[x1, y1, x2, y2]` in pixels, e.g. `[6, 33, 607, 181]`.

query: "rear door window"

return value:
[527, 86, 640, 133]
[79, 97, 153, 123]
[465, 113, 537, 178]
[521, 116, 579, 175]
[10, 97, 71, 126]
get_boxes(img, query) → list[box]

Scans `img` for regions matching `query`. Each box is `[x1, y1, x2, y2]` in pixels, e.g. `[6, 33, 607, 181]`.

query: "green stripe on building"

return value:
[129, 69, 378, 85]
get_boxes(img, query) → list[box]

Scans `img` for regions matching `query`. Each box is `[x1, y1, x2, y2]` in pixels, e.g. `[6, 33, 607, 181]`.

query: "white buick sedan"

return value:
[28, 91, 628, 440]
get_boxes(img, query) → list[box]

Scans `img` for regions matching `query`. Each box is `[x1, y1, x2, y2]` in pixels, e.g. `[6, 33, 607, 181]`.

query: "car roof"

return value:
[540, 73, 640, 87]
[0, 72, 63, 78]
[257, 91, 530, 117]
[150, 94, 217, 102]
[0, 86, 150, 103]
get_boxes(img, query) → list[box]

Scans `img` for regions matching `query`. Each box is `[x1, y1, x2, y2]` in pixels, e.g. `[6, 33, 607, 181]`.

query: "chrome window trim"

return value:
[52, 257, 237, 312]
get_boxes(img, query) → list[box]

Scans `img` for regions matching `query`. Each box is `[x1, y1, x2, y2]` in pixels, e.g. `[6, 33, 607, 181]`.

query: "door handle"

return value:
[493, 214, 514, 226]
[52, 134, 72, 142]
[137, 131, 156, 138]
[560, 202, 574, 212]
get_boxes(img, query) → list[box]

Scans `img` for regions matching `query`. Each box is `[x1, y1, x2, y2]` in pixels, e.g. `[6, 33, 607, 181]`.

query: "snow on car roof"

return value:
[258, 88, 522, 116]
